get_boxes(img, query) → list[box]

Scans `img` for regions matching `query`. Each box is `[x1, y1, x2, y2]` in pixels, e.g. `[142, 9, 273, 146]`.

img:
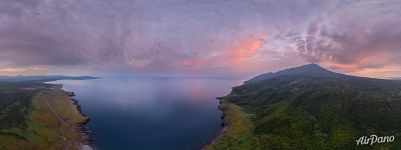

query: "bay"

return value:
[52, 77, 242, 150]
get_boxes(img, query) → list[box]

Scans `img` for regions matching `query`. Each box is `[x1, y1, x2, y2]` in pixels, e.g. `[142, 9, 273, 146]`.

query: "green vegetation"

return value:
[204, 101, 257, 150]
[208, 64, 401, 150]
[0, 81, 88, 150]
[0, 82, 43, 131]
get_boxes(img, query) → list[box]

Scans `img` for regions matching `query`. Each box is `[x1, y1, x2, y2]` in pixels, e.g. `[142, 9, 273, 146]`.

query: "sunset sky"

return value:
[0, 0, 400, 78]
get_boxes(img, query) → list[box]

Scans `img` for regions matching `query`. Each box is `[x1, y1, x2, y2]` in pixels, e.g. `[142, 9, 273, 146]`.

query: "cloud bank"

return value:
[0, 0, 400, 77]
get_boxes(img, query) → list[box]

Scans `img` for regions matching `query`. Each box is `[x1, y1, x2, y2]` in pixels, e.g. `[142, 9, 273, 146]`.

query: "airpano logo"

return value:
[356, 135, 395, 145]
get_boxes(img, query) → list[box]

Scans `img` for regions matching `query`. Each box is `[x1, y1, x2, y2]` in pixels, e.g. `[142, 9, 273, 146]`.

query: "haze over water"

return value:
[52, 77, 243, 150]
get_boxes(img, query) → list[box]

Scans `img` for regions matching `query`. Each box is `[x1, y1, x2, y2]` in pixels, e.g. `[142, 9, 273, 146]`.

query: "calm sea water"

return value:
[52, 77, 242, 150]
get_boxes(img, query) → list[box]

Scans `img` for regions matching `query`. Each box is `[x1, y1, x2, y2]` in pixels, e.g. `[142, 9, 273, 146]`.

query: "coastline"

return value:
[0, 81, 95, 149]
[63, 87, 95, 150]
[202, 98, 228, 149]
[12, 84, 95, 150]
[203, 97, 254, 149]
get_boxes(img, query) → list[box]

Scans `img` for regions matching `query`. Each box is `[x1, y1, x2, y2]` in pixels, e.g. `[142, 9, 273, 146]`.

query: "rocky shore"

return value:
[202, 97, 228, 149]
[65, 91, 97, 147]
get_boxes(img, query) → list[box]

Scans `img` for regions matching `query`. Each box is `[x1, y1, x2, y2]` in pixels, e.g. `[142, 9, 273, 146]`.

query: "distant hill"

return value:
[245, 64, 345, 84]
[212, 64, 401, 149]
[0, 75, 99, 82]
[389, 77, 401, 80]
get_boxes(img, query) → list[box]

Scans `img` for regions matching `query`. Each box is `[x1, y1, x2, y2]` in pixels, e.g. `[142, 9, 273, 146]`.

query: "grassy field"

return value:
[0, 83, 88, 150]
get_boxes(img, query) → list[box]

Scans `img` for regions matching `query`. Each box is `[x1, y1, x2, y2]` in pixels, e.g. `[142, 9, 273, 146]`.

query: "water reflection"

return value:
[52, 77, 242, 150]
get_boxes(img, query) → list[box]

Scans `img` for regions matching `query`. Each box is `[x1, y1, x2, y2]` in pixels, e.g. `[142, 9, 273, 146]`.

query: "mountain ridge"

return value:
[245, 63, 345, 84]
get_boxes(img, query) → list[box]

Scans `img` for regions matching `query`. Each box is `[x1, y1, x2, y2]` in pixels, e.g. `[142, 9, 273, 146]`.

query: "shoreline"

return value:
[202, 96, 254, 149]
[0, 79, 97, 149]
[63, 88, 95, 149]
[202, 98, 228, 149]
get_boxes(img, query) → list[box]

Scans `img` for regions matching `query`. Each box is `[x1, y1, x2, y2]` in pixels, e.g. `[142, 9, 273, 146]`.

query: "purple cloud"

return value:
[0, 0, 399, 77]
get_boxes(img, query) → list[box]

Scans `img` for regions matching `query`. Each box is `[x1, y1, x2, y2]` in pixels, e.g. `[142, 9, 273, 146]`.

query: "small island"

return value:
[0, 76, 97, 149]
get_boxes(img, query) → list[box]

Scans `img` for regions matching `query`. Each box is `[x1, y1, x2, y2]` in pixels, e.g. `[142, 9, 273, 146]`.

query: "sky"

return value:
[0, 0, 400, 78]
